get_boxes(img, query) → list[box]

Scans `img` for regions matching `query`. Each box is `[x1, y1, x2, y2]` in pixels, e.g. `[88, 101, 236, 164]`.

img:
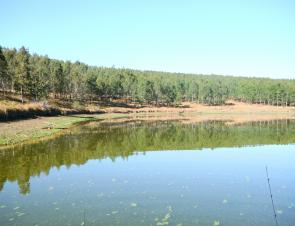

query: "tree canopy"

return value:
[1, 46, 295, 106]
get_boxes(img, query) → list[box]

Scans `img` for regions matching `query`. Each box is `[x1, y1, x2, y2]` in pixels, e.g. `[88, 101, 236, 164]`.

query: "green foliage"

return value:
[144, 80, 157, 104]
[1, 46, 295, 106]
[29, 54, 51, 99]
[0, 46, 9, 93]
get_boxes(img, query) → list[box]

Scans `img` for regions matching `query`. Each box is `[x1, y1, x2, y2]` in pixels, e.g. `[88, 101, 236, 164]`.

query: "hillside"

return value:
[1, 46, 295, 110]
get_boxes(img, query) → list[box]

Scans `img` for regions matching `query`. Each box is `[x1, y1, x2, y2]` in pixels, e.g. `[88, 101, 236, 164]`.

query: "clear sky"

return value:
[1, 0, 295, 79]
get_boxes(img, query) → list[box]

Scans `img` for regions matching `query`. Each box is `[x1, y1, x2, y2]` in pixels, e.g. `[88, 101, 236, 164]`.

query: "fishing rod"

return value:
[265, 166, 279, 226]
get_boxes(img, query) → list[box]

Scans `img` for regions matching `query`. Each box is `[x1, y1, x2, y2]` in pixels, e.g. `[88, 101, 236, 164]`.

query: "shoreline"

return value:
[1, 101, 295, 149]
[1, 99, 295, 121]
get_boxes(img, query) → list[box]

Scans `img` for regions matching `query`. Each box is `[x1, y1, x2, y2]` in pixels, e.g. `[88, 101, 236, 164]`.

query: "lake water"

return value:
[0, 120, 295, 226]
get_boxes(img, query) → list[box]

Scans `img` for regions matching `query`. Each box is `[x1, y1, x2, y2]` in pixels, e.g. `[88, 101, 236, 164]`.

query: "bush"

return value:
[71, 101, 84, 110]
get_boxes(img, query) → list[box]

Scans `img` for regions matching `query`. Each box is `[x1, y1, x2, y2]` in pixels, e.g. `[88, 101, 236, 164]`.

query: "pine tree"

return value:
[30, 55, 51, 100]
[50, 60, 64, 98]
[0, 46, 9, 96]
[15, 47, 30, 103]
[3, 48, 17, 92]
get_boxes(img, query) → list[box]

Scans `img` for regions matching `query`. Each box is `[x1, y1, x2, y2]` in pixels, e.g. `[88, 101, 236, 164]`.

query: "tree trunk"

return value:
[1, 80, 5, 97]
[21, 86, 23, 103]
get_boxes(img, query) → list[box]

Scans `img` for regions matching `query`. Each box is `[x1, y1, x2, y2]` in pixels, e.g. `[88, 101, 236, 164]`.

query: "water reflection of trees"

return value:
[0, 119, 295, 194]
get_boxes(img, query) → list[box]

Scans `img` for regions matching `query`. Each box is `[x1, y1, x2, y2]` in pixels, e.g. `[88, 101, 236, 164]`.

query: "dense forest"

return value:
[1, 46, 295, 106]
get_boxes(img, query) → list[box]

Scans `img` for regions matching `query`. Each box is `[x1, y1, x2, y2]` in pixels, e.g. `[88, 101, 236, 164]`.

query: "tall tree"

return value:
[2, 46, 295, 107]
[3, 48, 17, 92]
[15, 47, 30, 103]
[29, 55, 51, 100]
[50, 60, 64, 98]
[0, 46, 9, 95]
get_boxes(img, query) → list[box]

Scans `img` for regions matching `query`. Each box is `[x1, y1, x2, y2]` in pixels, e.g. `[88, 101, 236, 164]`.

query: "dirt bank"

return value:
[103, 101, 295, 114]
[0, 115, 99, 147]
[1, 101, 295, 148]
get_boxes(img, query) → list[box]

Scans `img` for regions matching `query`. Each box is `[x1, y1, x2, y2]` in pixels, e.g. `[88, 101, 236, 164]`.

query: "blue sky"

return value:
[1, 0, 295, 79]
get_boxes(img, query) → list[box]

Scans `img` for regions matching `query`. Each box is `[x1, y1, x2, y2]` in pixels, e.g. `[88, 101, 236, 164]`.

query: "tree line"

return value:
[1, 46, 295, 106]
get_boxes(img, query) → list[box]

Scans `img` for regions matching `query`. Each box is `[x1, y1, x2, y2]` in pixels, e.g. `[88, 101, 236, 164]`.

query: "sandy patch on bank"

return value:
[1, 101, 295, 147]
[103, 101, 295, 114]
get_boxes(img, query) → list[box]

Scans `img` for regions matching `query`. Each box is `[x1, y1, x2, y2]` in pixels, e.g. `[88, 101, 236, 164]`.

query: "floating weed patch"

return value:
[222, 199, 228, 204]
[111, 178, 117, 182]
[112, 210, 119, 215]
[48, 186, 54, 191]
[130, 202, 137, 207]
[16, 212, 25, 217]
[156, 222, 168, 226]
[276, 209, 283, 215]
[213, 220, 221, 226]
[155, 206, 173, 226]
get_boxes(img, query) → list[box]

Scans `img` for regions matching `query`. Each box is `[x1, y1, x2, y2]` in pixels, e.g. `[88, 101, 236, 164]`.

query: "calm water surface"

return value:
[0, 120, 295, 226]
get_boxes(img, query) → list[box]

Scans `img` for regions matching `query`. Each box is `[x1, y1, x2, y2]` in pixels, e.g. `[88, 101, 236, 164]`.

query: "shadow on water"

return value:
[1, 119, 295, 194]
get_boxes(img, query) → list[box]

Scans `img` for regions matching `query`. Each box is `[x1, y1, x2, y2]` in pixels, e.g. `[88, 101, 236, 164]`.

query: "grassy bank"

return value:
[0, 98, 105, 122]
[0, 112, 133, 148]
[0, 115, 99, 146]
[1, 99, 295, 148]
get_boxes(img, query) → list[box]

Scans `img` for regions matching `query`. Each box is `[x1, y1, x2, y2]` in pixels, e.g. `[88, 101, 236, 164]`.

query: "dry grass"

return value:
[102, 100, 295, 115]
[97, 100, 295, 125]
[0, 98, 104, 121]
[0, 100, 60, 121]
[1, 98, 295, 121]
[1, 99, 295, 147]
[0, 100, 44, 112]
